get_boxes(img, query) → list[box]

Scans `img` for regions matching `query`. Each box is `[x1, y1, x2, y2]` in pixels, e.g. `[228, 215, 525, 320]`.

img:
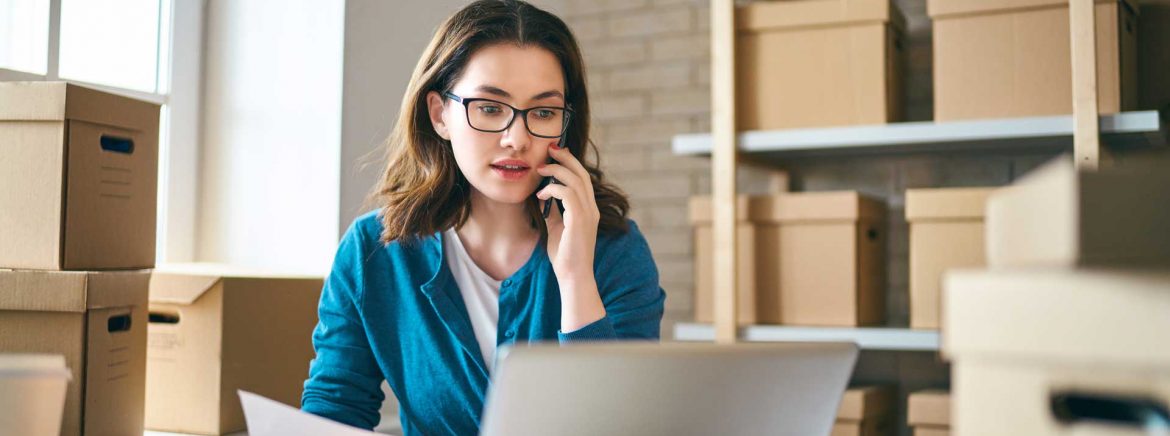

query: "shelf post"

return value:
[711, 0, 739, 343]
[1070, 0, 1103, 170]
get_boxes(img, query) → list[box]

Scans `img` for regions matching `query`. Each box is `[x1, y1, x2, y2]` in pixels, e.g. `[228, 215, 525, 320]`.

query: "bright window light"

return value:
[0, 0, 50, 75]
[58, 0, 163, 93]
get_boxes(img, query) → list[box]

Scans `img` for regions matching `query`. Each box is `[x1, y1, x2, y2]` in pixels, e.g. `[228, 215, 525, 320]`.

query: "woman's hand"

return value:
[536, 143, 606, 331]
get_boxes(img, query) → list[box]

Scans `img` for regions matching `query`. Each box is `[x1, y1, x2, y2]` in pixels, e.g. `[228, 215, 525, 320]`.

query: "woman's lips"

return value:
[490, 164, 531, 181]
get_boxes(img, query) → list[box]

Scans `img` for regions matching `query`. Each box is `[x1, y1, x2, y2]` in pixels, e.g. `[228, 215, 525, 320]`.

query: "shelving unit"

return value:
[673, 323, 940, 352]
[673, 110, 1166, 158]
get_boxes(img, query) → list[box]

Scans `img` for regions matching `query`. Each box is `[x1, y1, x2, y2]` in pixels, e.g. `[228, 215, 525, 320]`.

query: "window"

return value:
[2, 0, 201, 265]
[0, 0, 49, 75]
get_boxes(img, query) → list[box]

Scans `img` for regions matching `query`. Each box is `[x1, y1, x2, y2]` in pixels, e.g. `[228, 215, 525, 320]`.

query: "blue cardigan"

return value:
[301, 210, 666, 435]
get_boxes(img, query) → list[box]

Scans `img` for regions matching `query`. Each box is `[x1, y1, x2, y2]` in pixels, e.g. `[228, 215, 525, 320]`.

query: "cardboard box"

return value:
[929, 0, 1138, 121]
[986, 156, 1170, 269]
[0, 81, 160, 270]
[145, 264, 323, 435]
[754, 192, 887, 326]
[832, 386, 896, 436]
[906, 188, 994, 330]
[943, 268, 1170, 435]
[736, 0, 904, 130]
[908, 390, 951, 428]
[0, 269, 150, 436]
[690, 196, 757, 325]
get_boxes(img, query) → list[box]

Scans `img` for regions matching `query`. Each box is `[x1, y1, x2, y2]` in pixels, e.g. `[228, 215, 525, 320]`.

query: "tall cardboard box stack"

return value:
[145, 264, 322, 435]
[908, 390, 951, 436]
[0, 81, 160, 436]
[905, 188, 994, 330]
[831, 386, 895, 436]
[929, 0, 1138, 121]
[943, 156, 1170, 435]
[736, 0, 905, 130]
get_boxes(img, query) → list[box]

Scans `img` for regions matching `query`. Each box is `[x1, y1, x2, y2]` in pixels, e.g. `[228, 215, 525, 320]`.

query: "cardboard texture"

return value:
[736, 0, 904, 130]
[836, 386, 896, 421]
[905, 188, 993, 329]
[0, 269, 150, 436]
[944, 268, 1170, 435]
[986, 156, 1170, 268]
[145, 264, 323, 435]
[0, 81, 160, 270]
[690, 196, 757, 325]
[753, 192, 887, 326]
[908, 390, 951, 427]
[929, 0, 1138, 121]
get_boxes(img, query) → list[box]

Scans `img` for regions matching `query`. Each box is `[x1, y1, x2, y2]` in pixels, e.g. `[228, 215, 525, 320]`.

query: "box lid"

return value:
[928, 0, 1135, 19]
[905, 187, 996, 221]
[751, 191, 886, 223]
[943, 268, 1170, 366]
[908, 390, 951, 426]
[836, 385, 895, 421]
[0, 81, 160, 132]
[0, 270, 150, 312]
[149, 263, 323, 305]
[688, 195, 752, 224]
[738, 0, 903, 32]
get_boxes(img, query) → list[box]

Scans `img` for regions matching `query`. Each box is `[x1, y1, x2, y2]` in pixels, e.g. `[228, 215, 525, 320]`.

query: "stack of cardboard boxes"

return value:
[0, 81, 160, 436]
[831, 386, 896, 436]
[943, 156, 1170, 435]
[908, 390, 951, 435]
[1, 82, 325, 435]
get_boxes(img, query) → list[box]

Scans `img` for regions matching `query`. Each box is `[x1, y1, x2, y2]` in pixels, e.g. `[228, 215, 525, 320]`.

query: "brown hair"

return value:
[366, 0, 629, 245]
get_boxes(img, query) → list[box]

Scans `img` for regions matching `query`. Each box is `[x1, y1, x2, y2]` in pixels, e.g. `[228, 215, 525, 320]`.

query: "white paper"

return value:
[238, 390, 382, 436]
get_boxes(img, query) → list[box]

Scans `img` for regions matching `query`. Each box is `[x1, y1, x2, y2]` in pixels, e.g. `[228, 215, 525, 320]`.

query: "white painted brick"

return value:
[643, 228, 692, 257]
[567, 16, 606, 42]
[560, 0, 650, 17]
[584, 40, 648, 68]
[593, 93, 646, 121]
[604, 117, 693, 147]
[649, 149, 710, 171]
[646, 203, 693, 228]
[649, 34, 710, 62]
[650, 87, 710, 116]
[693, 62, 710, 86]
[622, 173, 694, 200]
[609, 7, 693, 38]
[599, 148, 649, 173]
[609, 63, 690, 91]
[586, 71, 607, 93]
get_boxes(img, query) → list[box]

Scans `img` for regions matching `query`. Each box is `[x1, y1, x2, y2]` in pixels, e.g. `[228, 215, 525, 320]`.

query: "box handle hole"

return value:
[1051, 391, 1170, 429]
[100, 135, 134, 154]
[866, 228, 879, 241]
[107, 314, 132, 332]
[149, 311, 180, 325]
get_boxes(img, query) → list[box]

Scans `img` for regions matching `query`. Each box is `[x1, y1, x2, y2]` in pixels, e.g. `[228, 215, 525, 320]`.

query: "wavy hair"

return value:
[366, 0, 630, 245]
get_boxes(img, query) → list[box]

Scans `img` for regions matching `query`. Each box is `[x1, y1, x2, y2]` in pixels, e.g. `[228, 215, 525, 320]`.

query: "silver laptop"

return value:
[480, 342, 859, 436]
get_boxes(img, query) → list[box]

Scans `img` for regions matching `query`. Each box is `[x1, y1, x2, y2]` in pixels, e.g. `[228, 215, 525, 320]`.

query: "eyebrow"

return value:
[474, 85, 564, 101]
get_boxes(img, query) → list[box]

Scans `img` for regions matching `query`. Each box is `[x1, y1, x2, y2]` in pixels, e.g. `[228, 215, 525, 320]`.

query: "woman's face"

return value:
[428, 43, 566, 206]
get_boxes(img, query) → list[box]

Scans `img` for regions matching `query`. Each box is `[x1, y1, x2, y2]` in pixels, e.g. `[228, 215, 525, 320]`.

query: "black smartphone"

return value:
[538, 137, 568, 219]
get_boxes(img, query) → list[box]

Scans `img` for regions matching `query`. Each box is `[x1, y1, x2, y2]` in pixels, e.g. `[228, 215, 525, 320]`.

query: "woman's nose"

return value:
[500, 118, 531, 151]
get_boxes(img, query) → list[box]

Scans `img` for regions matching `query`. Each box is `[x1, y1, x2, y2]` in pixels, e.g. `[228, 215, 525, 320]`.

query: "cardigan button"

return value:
[502, 280, 512, 287]
[505, 329, 516, 338]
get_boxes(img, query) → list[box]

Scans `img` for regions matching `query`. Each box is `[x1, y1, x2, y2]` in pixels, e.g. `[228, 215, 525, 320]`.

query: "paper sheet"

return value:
[238, 390, 382, 436]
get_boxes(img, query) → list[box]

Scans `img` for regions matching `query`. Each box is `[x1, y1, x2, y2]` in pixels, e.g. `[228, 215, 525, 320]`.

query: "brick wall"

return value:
[532, 0, 1166, 335]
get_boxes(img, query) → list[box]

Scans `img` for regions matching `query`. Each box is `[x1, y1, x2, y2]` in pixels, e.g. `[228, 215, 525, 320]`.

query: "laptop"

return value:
[479, 342, 859, 436]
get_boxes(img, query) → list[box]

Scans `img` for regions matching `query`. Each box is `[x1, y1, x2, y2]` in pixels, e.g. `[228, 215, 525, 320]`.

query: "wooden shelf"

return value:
[673, 323, 941, 352]
[672, 111, 1166, 158]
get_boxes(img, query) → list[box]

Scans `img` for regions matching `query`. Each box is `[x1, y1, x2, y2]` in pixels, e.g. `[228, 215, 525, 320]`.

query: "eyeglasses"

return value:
[443, 91, 572, 139]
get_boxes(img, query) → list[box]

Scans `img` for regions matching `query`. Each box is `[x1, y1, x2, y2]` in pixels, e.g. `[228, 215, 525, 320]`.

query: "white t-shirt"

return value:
[442, 228, 501, 372]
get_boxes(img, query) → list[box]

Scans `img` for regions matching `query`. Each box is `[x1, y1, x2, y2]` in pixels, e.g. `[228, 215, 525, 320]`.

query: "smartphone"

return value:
[538, 137, 568, 219]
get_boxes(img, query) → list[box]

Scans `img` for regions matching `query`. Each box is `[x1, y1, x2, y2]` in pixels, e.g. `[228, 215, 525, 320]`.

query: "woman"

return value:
[300, 1, 666, 434]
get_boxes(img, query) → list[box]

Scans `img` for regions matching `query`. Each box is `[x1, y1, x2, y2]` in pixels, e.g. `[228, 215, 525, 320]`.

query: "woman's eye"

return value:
[534, 109, 555, 119]
[478, 105, 504, 115]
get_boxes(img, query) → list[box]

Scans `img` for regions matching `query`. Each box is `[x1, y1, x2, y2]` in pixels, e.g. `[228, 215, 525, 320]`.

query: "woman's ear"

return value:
[426, 91, 450, 140]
